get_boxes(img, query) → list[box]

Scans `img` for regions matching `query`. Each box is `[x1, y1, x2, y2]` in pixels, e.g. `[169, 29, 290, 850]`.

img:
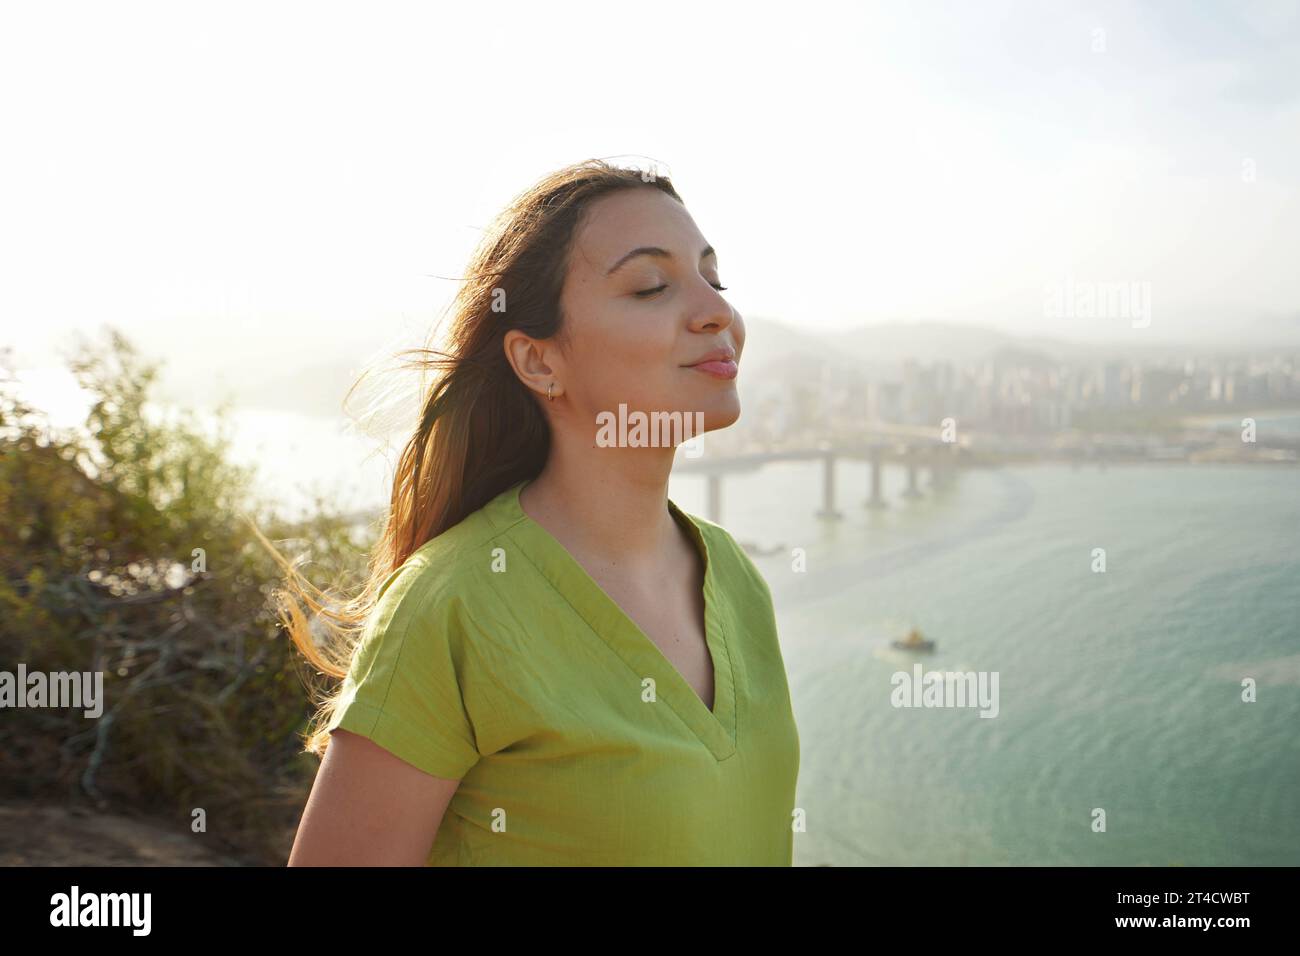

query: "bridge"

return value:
[673, 428, 968, 524]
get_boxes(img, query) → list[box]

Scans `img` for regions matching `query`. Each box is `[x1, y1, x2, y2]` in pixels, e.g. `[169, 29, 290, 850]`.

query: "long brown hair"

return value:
[251, 159, 683, 760]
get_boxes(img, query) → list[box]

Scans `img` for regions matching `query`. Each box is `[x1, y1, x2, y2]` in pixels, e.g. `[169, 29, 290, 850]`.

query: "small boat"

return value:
[891, 628, 935, 653]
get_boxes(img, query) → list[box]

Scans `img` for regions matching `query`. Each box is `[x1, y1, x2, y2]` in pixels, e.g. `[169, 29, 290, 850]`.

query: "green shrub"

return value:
[0, 329, 368, 864]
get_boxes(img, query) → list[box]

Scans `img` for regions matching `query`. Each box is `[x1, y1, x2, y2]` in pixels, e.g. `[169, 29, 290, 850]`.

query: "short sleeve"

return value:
[323, 559, 483, 780]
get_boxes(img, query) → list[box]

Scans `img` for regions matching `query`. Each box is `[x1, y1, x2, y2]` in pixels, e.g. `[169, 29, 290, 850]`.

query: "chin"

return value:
[696, 392, 742, 433]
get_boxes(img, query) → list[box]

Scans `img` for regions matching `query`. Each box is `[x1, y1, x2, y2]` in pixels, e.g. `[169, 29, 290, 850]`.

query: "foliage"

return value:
[0, 329, 369, 864]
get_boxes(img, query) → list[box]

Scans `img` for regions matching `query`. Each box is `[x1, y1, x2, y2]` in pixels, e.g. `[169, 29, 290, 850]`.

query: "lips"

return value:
[685, 347, 736, 366]
[688, 359, 738, 380]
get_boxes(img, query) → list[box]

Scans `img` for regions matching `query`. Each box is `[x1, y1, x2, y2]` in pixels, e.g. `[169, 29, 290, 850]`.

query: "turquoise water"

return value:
[668, 460, 1300, 866]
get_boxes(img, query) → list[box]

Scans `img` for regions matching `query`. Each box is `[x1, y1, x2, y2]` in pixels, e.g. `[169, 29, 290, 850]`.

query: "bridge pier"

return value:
[865, 447, 887, 509]
[815, 450, 843, 519]
[706, 473, 723, 524]
[902, 454, 922, 499]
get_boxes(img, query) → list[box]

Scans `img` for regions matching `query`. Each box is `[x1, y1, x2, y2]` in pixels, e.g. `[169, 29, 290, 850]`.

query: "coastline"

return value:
[1178, 406, 1300, 427]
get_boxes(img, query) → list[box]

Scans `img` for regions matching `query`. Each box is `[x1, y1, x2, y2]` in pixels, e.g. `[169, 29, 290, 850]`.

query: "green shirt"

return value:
[324, 478, 801, 865]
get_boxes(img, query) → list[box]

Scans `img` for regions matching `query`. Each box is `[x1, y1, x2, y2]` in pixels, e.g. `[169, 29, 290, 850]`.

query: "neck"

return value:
[518, 426, 682, 576]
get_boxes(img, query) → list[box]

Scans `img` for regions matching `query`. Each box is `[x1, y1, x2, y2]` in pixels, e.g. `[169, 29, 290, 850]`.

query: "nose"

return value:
[688, 279, 735, 334]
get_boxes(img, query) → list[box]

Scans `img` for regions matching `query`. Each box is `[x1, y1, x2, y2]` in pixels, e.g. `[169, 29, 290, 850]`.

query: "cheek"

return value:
[605, 301, 678, 363]
[577, 311, 680, 407]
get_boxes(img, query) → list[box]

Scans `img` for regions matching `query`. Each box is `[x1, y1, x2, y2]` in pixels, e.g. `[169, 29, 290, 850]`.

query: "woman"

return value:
[279, 159, 800, 866]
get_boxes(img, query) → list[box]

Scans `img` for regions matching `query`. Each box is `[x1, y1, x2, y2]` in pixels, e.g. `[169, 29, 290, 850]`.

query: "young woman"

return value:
[279, 159, 801, 866]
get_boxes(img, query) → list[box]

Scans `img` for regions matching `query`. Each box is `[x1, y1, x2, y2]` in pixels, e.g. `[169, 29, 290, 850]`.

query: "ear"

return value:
[503, 329, 559, 402]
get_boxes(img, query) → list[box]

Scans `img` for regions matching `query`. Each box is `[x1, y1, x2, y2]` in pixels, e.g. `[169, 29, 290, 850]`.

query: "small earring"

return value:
[547, 382, 554, 402]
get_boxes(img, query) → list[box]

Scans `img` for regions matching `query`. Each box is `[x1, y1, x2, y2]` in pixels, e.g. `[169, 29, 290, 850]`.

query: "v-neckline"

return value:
[490, 478, 737, 761]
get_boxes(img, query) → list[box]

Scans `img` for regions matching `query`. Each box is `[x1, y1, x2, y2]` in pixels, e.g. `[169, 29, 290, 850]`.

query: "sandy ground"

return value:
[0, 799, 252, 866]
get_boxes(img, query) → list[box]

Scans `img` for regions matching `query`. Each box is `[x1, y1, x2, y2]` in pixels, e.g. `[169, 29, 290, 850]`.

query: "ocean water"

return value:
[668, 459, 1300, 866]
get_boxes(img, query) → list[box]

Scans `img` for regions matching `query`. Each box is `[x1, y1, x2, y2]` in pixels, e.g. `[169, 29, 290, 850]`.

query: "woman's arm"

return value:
[287, 728, 462, 866]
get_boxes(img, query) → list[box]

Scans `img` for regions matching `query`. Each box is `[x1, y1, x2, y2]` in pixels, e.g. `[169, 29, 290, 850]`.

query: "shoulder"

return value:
[369, 506, 517, 636]
[678, 507, 774, 602]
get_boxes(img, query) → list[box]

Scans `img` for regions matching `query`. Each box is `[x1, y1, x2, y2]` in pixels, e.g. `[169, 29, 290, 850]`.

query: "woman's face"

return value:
[542, 186, 744, 446]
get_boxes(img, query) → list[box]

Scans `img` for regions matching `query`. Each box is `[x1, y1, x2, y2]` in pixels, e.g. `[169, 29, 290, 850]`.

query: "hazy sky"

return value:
[3, 0, 1298, 385]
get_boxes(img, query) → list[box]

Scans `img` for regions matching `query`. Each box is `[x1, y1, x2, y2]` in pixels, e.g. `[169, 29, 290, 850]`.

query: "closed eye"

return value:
[634, 281, 728, 298]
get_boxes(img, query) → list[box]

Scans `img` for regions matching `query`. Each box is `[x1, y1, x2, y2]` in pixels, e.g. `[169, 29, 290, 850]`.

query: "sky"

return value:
[2, 0, 1298, 407]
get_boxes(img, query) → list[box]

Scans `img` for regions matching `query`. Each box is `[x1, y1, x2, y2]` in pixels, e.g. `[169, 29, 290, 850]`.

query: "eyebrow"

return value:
[605, 243, 716, 277]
